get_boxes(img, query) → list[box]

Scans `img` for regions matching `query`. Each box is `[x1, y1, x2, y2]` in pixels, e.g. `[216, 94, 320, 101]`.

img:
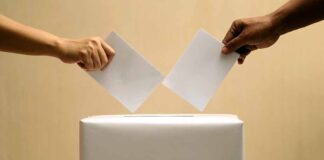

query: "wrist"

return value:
[53, 37, 68, 61]
[268, 11, 287, 36]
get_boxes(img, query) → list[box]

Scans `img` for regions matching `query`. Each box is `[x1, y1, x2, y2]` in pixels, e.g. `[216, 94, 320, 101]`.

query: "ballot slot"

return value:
[123, 115, 194, 117]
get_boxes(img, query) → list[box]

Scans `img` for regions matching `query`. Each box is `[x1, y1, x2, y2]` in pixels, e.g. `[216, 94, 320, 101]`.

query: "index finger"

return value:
[223, 20, 244, 44]
[101, 40, 115, 56]
[100, 40, 115, 66]
[223, 27, 235, 44]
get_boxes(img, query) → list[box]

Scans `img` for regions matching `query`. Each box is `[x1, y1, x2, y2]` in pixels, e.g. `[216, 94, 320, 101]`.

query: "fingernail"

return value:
[238, 58, 244, 65]
[222, 47, 228, 54]
[222, 40, 227, 44]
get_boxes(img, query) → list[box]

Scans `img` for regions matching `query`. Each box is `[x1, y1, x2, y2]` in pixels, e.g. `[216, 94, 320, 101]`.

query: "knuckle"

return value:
[87, 41, 98, 50]
[86, 45, 96, 55]
[233, 19, 241, 25]
[80, 49, 88, 58]
[237, 34, 246, 41]
[239, 31, 250, 41]
[234, 19, 246, 27]
[87, 42, 95, 50]
[90, 37, 101, 44]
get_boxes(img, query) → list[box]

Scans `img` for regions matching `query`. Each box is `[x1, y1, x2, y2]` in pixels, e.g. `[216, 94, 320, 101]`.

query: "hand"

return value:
[57, 37, 115, 70]
[222, 15, 280, 64]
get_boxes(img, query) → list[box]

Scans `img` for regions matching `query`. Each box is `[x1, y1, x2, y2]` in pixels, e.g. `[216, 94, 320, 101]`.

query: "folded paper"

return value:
[88, 32, 163, 112]
[80, 114, 243, 160]
[163, 29, 239, 111]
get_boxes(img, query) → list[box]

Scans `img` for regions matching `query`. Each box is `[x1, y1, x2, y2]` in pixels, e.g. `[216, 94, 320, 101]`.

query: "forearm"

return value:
[0, 15, 63, 58]
[270, 0, 324, 35]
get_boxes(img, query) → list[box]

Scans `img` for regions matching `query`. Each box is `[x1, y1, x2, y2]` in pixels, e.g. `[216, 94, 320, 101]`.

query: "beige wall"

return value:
[1, 0, 324, 160]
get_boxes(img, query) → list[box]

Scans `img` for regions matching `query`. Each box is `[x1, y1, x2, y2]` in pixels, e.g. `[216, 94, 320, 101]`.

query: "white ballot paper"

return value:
[88, 32, 163, 112]
[80, 114, 243, 160]
[163, 29, 239, 111]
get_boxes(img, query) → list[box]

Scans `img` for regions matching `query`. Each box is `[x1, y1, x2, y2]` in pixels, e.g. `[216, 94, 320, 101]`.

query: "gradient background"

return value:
[0, 0, 324, 160]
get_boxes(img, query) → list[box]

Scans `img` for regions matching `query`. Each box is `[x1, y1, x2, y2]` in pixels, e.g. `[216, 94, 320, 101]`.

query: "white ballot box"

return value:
[80, 115, 243, 160]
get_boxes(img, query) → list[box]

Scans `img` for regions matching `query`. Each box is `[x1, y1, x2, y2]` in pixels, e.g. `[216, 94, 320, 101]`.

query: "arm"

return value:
[0, 15, 115, 70]
[222, 0, 324, 64]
